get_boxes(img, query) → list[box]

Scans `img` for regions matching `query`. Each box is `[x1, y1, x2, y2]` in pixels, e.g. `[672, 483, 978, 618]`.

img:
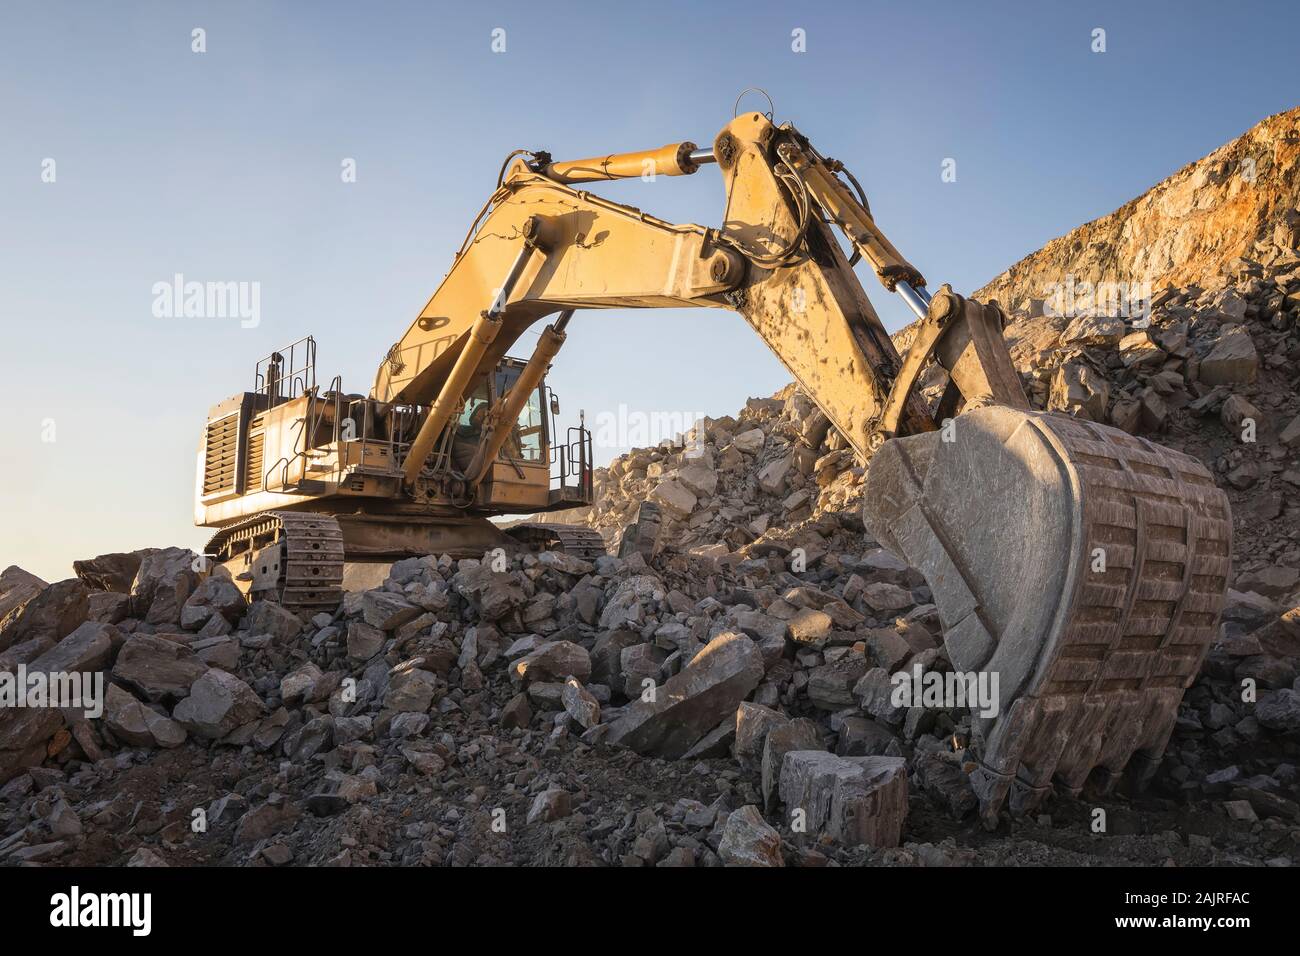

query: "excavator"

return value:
[194, 104, 1232, 822]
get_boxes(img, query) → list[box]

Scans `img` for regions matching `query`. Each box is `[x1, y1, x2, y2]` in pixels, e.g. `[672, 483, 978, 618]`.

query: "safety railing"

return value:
[254, 336, 316, 406]
[550, 425, 594, 504]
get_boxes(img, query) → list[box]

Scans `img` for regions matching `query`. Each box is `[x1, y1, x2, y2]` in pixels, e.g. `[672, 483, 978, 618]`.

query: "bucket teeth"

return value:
[864, 407, 1231, 824]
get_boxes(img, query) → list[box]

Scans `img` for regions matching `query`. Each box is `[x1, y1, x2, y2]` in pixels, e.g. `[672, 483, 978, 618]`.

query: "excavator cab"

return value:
[448, 357, 591, 512]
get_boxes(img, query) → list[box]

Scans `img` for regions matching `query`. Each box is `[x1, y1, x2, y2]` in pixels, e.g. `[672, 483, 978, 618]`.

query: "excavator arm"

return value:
[373, 113, 948, 473]
[372, 110, 1232, 827]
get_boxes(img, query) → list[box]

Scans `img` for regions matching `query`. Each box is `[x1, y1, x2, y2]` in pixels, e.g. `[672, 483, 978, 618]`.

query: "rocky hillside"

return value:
[976, 106, 1300, 314]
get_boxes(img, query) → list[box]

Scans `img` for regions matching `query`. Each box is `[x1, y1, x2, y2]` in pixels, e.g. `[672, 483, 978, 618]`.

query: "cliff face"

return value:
[974, 107, 1300, 315]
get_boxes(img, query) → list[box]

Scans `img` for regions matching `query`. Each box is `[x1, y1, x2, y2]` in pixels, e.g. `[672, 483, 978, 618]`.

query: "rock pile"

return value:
[1, 536, 931, 867]
[3, 459, 1298, 867]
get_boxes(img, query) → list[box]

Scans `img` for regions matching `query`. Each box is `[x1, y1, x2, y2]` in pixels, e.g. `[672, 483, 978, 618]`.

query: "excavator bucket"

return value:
[862, 405, 1232, 826]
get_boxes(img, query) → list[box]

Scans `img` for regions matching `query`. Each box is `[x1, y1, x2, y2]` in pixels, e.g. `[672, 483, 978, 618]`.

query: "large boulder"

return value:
[733, 701, 788, 764]
[28, 620, 116, 676]
[0, 578, 88, 653]
[130, 548, 202, 625]
[761, 717, 823, 810]
[674, 461, 719, 498]
[361, 591, 422, 630]
[103, 684, 186, 748]
[112, 634, 208, 702]
[172, 669, 265, 739]
[717, 805, 783, 867]
[245, 601, 303, 642]
[0, 566, 47, 623]
[180, 574, 246, 629]
[778, 751, 908, 848]
[606, 632, 764, 759]
[73, 550, 153, 593]
[0, 620, 115, 783]
[648, 479, 697, 520]
[87, 591, 131, 625]
[478, 576, 528, 621]
[0, 706, 63, 784]
[511, 640, 591, 685]
[1199, 324, 1259, 386]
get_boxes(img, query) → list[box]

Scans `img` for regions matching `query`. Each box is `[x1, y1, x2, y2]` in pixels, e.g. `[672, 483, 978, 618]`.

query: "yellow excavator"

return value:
[194, 107, 1232, 821]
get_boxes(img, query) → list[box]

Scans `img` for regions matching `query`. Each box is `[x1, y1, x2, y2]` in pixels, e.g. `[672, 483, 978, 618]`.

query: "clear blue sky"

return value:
[2, 0, 1297, 582]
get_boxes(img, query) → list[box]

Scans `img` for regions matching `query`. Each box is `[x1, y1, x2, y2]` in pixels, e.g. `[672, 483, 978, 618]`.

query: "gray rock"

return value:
[485, 579, 531, 623]
[807, 655, 870, 710]
[717, 805, 783, 867]
[835, 716, 901, 757]
[761, 717, 823, 811]
[279, 662, 325, 706]
[0, 578, 88, 653]
[590, 629, 641, 687]
[861, 582, 913, 613]
[28, 620, 115, 675]
[347, 621, 386, 661]
[245, 601, 303, 642]
[130, 548, 200, 625]
[561, 677, 601, 729]
[73, 551, 150, 593]
[112, 634, 207, 701]
[86, 591, 131, 625]
[172, 669, 266, 739]
[0, 566, 48, 625]
[606, 632, 764, 759]
[510, 640, 592, 685]
[854, 668, 906, 723]
[1235, 565, 1300, 600]
[362, 590, 421, 630]
[1256, 689, 1300, 733]
[180, 575, 246, 629]
[103, 684, 186, 748]
[1200, 324, 1259, 385]
[778, 751, 908, 848]
[383, 668, 440, 712]
[734, 701, 788, 763]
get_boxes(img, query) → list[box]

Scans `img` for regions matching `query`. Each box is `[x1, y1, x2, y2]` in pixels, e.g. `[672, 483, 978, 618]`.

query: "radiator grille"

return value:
[202, 413, 240, 496]
[244, 416, 266, 493]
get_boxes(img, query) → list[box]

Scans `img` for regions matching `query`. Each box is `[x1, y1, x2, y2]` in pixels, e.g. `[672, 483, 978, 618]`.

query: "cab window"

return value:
[492, 366, 544, 462]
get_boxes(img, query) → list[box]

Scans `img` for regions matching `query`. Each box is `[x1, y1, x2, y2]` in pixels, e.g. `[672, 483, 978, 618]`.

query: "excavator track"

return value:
[205, 511, 345, 614]
[864, 407, 1231, 826]
[505, 522, 609, 561]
